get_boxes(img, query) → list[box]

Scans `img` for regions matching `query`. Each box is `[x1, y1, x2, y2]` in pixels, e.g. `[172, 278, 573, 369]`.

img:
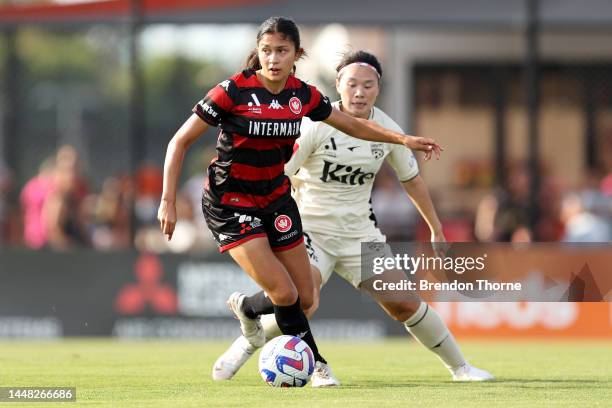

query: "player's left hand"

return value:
[403, 136, 443, 161]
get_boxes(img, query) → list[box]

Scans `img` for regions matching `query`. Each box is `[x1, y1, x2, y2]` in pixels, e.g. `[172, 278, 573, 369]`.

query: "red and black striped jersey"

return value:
[193, 68, 332, 212]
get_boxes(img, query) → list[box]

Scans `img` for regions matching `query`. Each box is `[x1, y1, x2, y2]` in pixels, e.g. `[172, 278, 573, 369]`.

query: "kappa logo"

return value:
[274, 214, 292, 233]
[269, 99, 283, 110]
[289, 97, 302, 114]
[218, 233, 229, 241]
[218, 80, 230, 91]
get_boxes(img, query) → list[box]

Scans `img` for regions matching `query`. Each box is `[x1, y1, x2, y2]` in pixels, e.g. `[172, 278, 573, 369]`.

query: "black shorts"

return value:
[202, 197, 304, 253]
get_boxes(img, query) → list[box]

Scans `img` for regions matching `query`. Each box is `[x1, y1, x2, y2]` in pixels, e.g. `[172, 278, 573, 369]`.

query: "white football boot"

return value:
[212, 336, 255, 380]
[311, 361, 341, 387]
[227, 292, 265, 348]
[452, 363, 495, 382]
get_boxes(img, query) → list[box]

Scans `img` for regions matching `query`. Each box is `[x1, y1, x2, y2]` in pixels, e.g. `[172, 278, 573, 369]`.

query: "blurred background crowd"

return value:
[0, 142, 610, 253]
[1, 1, 611, 253]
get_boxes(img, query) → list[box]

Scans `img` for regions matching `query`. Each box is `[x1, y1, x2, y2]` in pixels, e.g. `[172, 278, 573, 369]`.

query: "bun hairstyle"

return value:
[245, 16, 305, 72]
[336, 50, 383, 81]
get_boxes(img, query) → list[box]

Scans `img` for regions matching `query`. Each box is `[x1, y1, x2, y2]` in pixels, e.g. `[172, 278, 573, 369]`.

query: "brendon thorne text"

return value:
[372, 279, 522, 292]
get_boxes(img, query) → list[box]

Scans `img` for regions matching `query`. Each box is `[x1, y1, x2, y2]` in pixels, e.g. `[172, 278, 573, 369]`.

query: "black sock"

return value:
[242, 291, 274, 319]
[273, 297, 327, 364]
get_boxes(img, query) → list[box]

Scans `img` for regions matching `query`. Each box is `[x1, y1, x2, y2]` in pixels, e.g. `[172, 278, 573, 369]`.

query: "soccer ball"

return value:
[258, 335, 315, 387]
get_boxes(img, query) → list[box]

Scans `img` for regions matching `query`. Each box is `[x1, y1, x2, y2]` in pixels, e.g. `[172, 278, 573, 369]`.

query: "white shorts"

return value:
[303, 229, 393, 288]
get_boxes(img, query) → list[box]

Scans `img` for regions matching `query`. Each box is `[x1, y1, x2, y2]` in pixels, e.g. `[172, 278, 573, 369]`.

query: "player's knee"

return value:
[298, 291, 314, 311]
[267, 286, 298, 307]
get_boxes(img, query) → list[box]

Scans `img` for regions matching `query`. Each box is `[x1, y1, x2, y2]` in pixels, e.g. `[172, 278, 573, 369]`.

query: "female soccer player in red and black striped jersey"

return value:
[157, 17, 441, 387]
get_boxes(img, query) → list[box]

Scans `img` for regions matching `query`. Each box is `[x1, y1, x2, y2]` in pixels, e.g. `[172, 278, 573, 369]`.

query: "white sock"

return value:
[403, 302, 466, 371]
[261, 313, 282, 341]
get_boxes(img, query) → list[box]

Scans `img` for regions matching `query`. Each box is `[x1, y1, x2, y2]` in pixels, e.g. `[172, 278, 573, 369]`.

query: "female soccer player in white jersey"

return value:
[212, 50, 493, 385]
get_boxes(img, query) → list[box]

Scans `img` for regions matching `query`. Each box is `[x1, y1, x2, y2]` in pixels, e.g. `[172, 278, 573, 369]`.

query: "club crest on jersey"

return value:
[289, 97, 302, 114]
[274, 215, 292, 233]
[371, 143, 384, 159]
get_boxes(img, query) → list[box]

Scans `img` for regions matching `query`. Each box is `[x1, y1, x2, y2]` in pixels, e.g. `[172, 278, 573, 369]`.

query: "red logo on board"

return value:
[274, 215, 292, 233]
[115, 254, 177, 315]
[289, 97, 302, 114]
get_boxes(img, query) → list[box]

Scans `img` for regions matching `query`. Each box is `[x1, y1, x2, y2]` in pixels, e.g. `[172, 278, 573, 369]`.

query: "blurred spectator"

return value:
[55, 145, 89, 202]
[535, 168, 564, 241]
[134, 162, 166, 252]
[20, 157, 55, 249]
[474, 163, 530, 242]
[43, 146, 90, 250]
[600, 173, 612, 197]
[134, 162, 163, 227]
[19, 144, 91, 251]
[561, 191, 612, 242]
[510, 225, 533, 243]
[84, 176, 132, 250]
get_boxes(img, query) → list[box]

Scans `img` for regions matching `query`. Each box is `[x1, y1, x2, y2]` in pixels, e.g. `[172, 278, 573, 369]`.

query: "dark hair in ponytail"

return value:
[245, 16, 304, 71]
[246, 49, 260, 71]
[336, 50, 383, 80]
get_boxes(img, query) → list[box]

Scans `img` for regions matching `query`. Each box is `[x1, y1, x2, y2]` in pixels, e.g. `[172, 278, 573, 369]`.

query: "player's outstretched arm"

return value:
[158, 114, 210, 240]
[402, 175, 446, 245]
[323, 107, 443, 160]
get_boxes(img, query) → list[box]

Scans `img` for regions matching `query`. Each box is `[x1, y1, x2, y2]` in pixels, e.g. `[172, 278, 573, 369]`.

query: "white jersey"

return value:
[286, 102, 419, 238]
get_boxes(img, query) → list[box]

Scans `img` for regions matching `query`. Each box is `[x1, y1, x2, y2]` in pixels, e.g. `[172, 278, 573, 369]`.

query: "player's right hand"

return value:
[157, 199, 177, 241]
[403, 136, 443, 161]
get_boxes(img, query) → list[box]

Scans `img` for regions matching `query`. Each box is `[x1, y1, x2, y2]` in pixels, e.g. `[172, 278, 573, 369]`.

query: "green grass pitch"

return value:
[1, 339, 611, 407]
